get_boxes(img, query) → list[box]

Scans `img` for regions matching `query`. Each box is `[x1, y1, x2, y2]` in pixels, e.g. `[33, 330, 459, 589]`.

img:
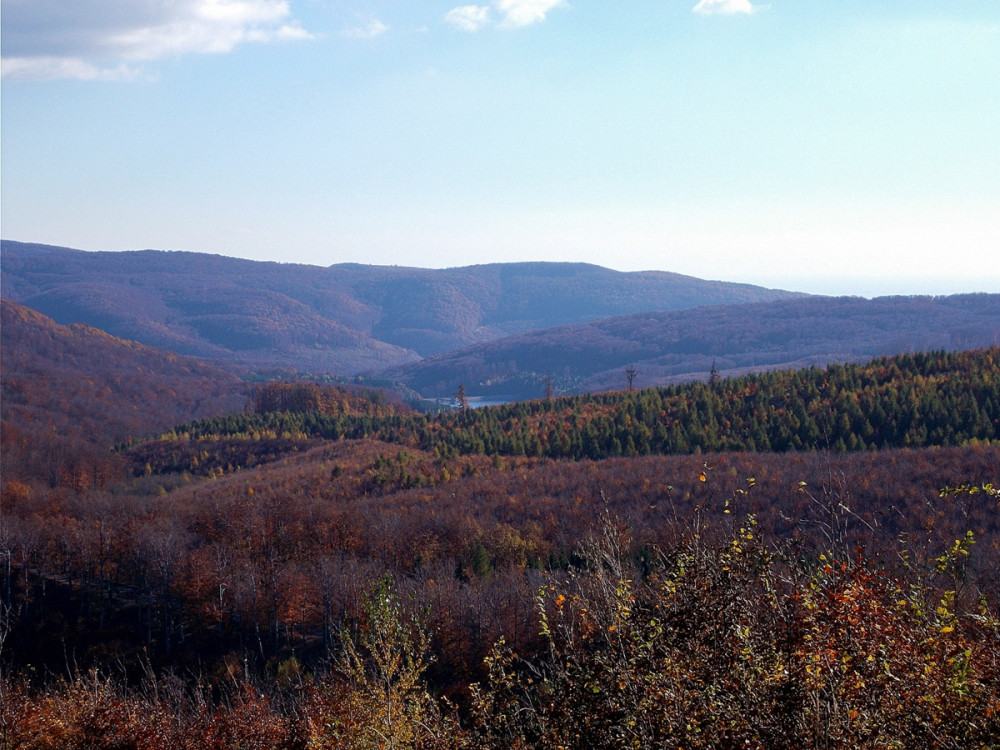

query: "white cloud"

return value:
[692, 0, 757, 15]
[1, 0, 313, 81]
[0, 56, 146, 82]
[444, 5, 493, 32]
[444, 0, 565, 32]
[342, 17, 388, 40]
[495, 0, 566, 28]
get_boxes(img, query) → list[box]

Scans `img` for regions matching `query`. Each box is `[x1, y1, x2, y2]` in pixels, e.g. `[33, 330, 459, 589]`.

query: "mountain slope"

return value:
[1, 240, 803, 374]
[383, 294, 1000, 398]
[0, 299, 247, 485]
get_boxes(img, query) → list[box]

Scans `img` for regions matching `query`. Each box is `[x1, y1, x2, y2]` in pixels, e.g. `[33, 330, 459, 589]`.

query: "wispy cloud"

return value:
[444, 5, 493, 33]
[342, 16, 388, 40]
[692, 0, 758, 15]
[0, 56, 147, 83]
[1, 0, 313, 81]
[444, 0, 566, 32]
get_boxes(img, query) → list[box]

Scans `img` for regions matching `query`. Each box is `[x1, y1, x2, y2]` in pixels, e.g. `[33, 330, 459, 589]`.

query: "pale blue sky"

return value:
[3, 1, 999, 296]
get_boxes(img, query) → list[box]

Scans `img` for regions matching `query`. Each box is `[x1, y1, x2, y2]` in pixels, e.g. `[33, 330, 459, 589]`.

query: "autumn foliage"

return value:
[145, 348, 1000, 469]
[470, 509, 1000, 749]
[3, 320, 1000, 748]
[3, 502, 999, 749]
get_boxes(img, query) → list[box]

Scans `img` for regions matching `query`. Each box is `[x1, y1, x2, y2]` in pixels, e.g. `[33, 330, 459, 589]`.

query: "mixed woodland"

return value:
[1, 299, 1000, 748]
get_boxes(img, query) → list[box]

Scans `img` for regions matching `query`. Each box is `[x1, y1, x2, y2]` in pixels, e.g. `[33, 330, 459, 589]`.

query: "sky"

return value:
[2, 0, 999, 297]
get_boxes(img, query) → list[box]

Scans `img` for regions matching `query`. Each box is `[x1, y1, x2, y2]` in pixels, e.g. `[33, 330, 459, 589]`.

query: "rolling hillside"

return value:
[0, 240, 803, 374]
[5, 241, 997, 403]
[0, 299, 248, 485]
[384, 294, 1000, 398]
[3, 291, 998, 745]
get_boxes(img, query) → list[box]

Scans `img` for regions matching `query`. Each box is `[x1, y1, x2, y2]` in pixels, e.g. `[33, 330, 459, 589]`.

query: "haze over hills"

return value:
[3, 240, 998, 403]
[384, 294, 1000, 398]
[0, 240, 803, 374]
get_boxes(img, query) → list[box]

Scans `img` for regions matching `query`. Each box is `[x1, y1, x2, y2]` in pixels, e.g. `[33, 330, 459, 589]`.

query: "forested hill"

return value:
[383, 293, 1000, 398]
[0, 299, 247, 441]
[0, 240, 802, 374]
[130, 348, 1000, 475]
[0, 299, 247, 486]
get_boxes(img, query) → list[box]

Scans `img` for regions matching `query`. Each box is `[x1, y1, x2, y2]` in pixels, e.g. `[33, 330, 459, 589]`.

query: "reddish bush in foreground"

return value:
[470, 514, 1000, 750]
[3, 509, 998, 749]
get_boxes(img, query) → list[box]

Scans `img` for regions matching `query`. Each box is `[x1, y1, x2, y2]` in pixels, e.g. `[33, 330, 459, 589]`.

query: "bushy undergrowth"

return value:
[4, 497, 998, 750]
[470, 512, 1000, 749]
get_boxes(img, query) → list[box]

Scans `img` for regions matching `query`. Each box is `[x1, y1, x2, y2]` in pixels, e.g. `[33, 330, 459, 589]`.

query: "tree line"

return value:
[135, 349, 999, 477]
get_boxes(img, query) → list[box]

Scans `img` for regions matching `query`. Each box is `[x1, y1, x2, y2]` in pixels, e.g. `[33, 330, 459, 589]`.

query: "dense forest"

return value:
[0, 300, 246, 491]
[135, 348, 1000, 474]
[3, 444, 998, 747]
[2, 313, 999, 747]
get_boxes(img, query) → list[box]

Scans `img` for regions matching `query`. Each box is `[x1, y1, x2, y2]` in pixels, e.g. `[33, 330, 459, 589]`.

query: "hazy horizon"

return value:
[5, 237, 997, 300]
[3, 1, 998, 299]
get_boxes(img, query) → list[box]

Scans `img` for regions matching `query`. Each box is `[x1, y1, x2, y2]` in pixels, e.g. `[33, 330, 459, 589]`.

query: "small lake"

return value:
[435, 395, 516, 409]
[467, 396, 515, 409]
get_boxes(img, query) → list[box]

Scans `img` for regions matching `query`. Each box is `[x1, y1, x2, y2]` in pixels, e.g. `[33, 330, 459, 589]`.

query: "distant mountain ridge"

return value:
[383, 294, 1000, 398]
[6, 241, 997, 404]
[0, 240, 804, 374]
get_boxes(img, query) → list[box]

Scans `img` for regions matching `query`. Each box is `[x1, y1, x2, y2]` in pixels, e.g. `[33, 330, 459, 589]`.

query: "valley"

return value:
[1, 248, 999, 748]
